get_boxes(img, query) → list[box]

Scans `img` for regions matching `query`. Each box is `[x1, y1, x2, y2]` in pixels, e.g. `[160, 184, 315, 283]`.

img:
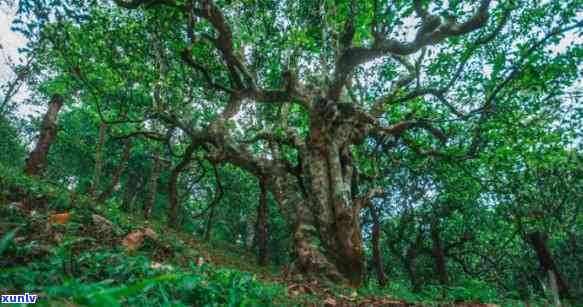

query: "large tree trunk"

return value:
[144, 154, 161, 220]
[212, 115, 365, 285]
[431, 222, 449, 286]
[369, 205, 388, 287]
[89, 122, 108, 197]
[97, 140, 132, 203]
[24, 94, 64, 176]
[300, 118, 365, 286]
[267, 175, 344, 283]
[526, 231, 570, 299]
[255, 179, 269, 266]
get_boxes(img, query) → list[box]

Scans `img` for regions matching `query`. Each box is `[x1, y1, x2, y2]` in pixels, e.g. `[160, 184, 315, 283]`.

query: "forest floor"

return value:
[0, 167, 529, 307]
[0, 200, 510, 307]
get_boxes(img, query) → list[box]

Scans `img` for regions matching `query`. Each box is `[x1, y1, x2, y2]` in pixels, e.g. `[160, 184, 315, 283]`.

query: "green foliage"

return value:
[0, 115, 26, 168]
[0, 162, 93, 209]
[2, 249, 283, 307]
[0, 226, 21, 257]
[2, 0, 583, 305]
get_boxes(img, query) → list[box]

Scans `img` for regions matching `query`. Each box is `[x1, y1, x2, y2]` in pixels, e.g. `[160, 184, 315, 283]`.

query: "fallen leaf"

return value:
[287, 283, 314, 296]
[143, 227, 158, 240]
[50, 213, 71, 225]
[122, 230, 145, 251]
[323, 297, 337, 306]
[122, 228, 159, 251]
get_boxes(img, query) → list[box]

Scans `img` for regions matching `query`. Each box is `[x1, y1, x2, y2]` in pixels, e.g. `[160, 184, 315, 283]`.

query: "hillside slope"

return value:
[0, 166, 554, 306]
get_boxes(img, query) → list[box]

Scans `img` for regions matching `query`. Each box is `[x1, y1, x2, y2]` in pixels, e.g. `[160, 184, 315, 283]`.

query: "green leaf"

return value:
[0, 226, 21, 256]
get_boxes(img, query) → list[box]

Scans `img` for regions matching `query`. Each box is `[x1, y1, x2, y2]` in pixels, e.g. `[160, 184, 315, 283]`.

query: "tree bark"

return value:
[144, 153, 161, 220]
[267, 174, 344, 283]
[526, 231, 570, 299]
[369, 204, 388, 287]
[300, 116, 365, 286]
[256, 179, 269, 266]
[24, 94, 64, 176]
[241, 114, 368, 286]
[89, 122, 108, 197]
[96, 140, 132, 203]
[206, 111, 366, 286]
[23, 94, 64, 208]
[431, 222, 449, 286]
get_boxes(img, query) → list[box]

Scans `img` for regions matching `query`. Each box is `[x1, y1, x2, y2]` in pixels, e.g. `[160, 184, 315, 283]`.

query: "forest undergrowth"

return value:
[0, 164, 573, 307]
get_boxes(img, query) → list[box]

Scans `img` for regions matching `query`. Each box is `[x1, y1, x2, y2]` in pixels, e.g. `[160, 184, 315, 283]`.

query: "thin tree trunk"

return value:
[369, 204, 388, 287]
[144, 153, 161, 220]
[244, 214, 255, 249]
[204, 166, 222, 241]
[548, 270, 562, 306]
[390, 228, 423, 293]
[168, 143, 196, 226]
[121, 172, 138, 212]
[23, 94, 64, 208]
[24, 94, 64, 176]
[204, 204, 217, 242]
[256, 179, 269, 266]
[431, 222, 449, 286]
[526, 231, 570, 299]
[408, 231, 424, 292]
[89, 122, 108, 197]
[97, 141, 132, 203]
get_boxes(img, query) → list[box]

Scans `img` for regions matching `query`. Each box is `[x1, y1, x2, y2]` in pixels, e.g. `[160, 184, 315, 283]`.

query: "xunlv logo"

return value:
[1, 293, 38, 304]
